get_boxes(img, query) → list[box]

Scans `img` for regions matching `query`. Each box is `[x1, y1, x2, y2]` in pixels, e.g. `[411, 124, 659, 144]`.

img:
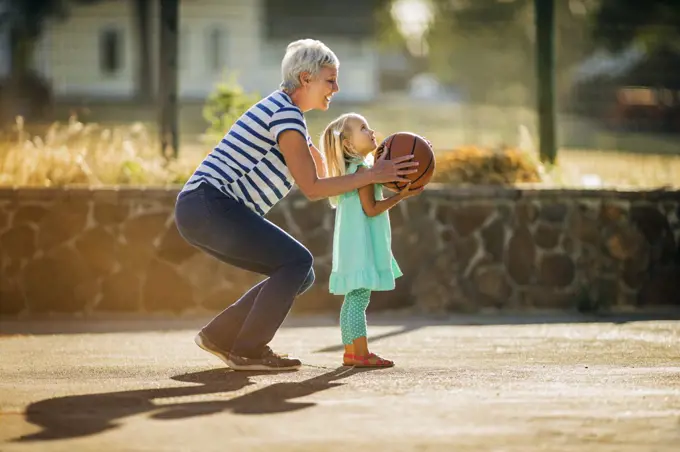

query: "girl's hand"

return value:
[398, 182, 425, 199]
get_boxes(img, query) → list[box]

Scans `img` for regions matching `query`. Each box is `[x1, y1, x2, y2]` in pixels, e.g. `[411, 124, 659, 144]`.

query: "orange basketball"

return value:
[375, 132, 435, 191]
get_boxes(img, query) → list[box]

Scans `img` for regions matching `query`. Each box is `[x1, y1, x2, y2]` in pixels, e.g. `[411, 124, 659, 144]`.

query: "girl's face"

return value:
[346, 117, 377, 156]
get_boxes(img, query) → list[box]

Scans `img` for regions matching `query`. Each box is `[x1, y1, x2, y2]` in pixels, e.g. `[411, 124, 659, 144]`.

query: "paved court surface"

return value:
[1, 313, 679, 451]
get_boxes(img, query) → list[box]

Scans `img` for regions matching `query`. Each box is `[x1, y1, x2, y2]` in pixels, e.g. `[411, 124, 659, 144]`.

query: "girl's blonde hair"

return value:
[320, 113, 366, 208]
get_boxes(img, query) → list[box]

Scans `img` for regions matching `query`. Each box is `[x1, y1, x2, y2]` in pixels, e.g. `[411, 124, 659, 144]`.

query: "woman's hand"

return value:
[369, 143, 419, 184]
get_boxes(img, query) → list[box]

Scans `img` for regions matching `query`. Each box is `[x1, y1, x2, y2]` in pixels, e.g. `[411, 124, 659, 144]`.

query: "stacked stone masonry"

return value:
[0, 185, 679, 316]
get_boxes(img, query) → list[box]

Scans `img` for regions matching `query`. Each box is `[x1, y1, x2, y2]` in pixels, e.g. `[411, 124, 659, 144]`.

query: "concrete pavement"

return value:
[1, 313, 679, 451]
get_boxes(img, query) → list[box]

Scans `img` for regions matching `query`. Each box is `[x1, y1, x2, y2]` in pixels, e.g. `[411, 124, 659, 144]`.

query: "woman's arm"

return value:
[278, 130, 418, 201]
[308, 143, 327, 178]
[356, 167, 423, 217]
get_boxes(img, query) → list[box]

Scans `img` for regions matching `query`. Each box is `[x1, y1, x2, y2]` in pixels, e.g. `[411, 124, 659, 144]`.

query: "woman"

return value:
[174, 39, 418, 371]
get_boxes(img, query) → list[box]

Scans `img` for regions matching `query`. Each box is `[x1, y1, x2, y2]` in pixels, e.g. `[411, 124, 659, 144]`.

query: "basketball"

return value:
[375, 132, 435, 191]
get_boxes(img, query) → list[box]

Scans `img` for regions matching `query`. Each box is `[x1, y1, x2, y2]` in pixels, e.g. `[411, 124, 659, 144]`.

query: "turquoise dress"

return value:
[329, 160, 403, 295]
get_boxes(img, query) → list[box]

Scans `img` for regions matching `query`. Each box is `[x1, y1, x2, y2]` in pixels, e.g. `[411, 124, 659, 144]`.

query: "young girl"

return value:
[320, 113, 423, 368]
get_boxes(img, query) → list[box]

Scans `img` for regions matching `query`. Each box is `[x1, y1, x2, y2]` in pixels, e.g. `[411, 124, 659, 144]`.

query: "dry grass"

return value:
[429, 145, 680, 189]
[0, 117, 196, 187]
[0, 116, 678, 189]
[431, 145, 543, 185]
[546, 149, 680, 188]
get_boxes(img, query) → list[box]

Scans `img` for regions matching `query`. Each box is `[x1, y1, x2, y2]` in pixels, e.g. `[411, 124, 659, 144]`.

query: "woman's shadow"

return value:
[15, 366, 372, 443]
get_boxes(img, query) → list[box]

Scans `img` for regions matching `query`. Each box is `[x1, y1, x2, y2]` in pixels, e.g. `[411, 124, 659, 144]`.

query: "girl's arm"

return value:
[356, 167, 423, 217]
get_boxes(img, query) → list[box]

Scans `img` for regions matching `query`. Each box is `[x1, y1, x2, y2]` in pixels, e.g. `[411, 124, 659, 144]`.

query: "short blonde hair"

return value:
[320, 113, 366, 208]
[280, 39, 339, 92]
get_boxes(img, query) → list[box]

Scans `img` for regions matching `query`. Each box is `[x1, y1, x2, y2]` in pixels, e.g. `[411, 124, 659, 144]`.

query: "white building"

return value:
[1, 0, 379, 102]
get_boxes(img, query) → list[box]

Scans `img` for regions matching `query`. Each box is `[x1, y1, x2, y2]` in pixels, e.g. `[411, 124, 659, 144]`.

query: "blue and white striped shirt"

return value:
[180, 90, 312, 216]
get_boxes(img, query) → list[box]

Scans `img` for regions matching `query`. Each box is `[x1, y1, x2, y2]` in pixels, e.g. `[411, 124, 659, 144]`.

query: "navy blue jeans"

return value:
[174, 183, 314, 358]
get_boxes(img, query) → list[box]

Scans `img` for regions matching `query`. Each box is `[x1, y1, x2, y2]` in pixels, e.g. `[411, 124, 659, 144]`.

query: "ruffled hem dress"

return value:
[328, 159, 403, 295]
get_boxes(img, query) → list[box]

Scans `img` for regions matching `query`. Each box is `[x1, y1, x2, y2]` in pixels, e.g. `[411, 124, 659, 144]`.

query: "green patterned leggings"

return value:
[339, 288, 372, 345]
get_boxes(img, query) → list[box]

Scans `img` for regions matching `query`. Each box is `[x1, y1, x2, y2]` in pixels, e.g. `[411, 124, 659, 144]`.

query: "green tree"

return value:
[375, 0, 408, 50]
[592, 0, 680, 52]
[425, 0, 598, 105]
[0, 0, 106, 122]
[202, 73, 260, 143]
[1, 0, 108, 79]
[426, 0, 533, 104]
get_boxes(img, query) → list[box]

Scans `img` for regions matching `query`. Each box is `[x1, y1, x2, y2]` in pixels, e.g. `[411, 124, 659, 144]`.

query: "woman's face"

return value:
[302, 66, 339, 111]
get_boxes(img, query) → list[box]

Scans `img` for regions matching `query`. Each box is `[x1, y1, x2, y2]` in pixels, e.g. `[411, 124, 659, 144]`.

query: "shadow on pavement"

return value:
[314, 323, 424, 353]
[2, 311, 679, 336]
[312, 311, 680, 353]
[13, 366, 374, 443]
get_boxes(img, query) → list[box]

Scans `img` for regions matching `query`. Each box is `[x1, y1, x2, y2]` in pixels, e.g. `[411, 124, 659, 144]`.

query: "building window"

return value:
[99, 28, 123, 75]
[207, 27, 227, 73]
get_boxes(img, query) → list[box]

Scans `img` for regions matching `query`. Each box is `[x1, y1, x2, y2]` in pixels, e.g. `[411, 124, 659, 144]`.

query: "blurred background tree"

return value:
[423, 0, 601, 106]
[0, 0, 154, 122]
[593, 0, 680, 52]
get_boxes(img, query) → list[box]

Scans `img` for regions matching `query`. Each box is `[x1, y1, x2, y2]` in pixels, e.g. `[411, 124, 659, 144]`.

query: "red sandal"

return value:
[352, 353, 394, 368]
[342, 353, 356, 366]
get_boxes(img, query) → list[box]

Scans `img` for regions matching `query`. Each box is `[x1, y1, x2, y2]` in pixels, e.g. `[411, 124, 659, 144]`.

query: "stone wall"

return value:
[1, 185, 679, 317]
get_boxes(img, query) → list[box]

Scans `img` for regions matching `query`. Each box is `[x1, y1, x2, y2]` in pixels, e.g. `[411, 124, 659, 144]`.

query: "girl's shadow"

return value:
[15, 366, 372, 442]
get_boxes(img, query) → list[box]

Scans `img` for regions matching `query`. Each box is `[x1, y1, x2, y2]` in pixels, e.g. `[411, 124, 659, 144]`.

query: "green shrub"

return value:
[202, 72, 259, 143]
